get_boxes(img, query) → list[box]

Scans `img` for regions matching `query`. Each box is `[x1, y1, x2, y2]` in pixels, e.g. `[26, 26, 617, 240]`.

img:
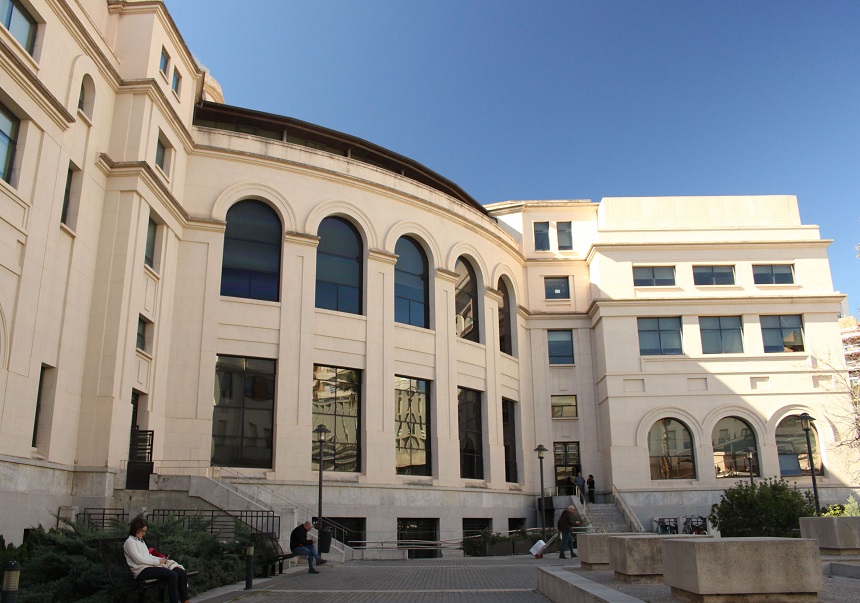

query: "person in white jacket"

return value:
[124, 517, 189, 603]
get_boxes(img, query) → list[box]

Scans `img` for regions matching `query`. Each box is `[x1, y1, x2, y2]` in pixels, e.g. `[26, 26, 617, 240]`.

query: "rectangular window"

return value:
[144, 218, 157, 269]
[60, 163, 82, 228]
[533, 221, 549, 251]
[638, 317, 683, 355]
[633, 266, 675, 286]
[154, 133, 171, 176]
[159, 47, 170, 74]
[502, 398, 518, 482]
[397, 518, 439, 559]
[32, 365, 47, 447]
[553, 441, 580, 494]
[761, 315, 804, 353]
[313, 365, 361, 472]
[544, 276, 570, 300]
[551, 395, 577, 418]
[1, 0, 37, 54]
[0, 101, 19, 184]
[395, 376, 430, 476]
[693, 265, 735, 286]
[463, 518, 492, 540]
[171, 68, 182, 95]
[457, 387, 483, 480]
[700, 316, 743, 354]
[136, 316, 149, 351]
[753, 264, 794, 285]
[557, 222, 572, 250]
[212, 355, 275, 468]
[548, 330, 574, 364]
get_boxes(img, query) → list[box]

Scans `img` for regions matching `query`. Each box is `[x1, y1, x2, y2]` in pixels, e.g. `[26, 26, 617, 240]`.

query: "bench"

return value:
[97, 537, 198, 602]
[253, 532, 296, 576]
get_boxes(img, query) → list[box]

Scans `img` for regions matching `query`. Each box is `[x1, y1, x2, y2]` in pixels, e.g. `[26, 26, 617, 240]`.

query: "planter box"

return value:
[800, 516, 860, 555]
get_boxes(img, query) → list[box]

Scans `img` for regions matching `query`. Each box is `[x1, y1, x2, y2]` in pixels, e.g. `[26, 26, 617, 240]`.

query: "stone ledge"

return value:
[537, 566, 644, 603]
[800, 516, 860, 555]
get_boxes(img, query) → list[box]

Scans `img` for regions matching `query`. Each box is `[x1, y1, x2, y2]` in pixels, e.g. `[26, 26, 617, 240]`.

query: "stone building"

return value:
[0, 0, 855, 547]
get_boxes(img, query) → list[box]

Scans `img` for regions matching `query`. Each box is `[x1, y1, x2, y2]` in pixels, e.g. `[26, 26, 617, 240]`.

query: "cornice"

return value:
[97, 153, 189, 226]
[0, 38, 75, 130]
[435, 268, 459, 283]
[369, 248, 398, 264]
[119, 79, 194, 152]
[586, 293, 847, 317]
[585, 239, 832, 263]
[51, 0, 123, 92]
[284, 230, 319, 247]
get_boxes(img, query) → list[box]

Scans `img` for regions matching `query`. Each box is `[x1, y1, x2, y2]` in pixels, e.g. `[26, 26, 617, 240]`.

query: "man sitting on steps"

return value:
[290, 521, 328, 574]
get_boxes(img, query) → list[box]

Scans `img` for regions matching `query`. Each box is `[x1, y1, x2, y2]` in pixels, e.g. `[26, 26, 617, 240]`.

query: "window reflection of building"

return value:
[457, 387, 483, 479]
[502, 399, 518, 482]
[776, 415, 822, 476]
[712, 416, 758, 478]
[211, 355, 275, 468]
[313, 365, 361, 472]
[395, 376, 430, 475]
[553, 441, 580, 494]
[648, 418, 695, 479]
[455, 258, 479, 342]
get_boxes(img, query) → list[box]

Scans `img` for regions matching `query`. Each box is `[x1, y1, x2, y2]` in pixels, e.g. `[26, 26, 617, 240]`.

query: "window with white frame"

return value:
[1, 0, 36, 54]
[154, 131, 172, 176]
[633, 266, 675, 286]
[699, 316, 743, 354]
[0, 101, 19, 184]
[159, 47, 170, 75]
[171, 68, 182, 95]
[557, 221, 572, 250]
[533, 221, 549, 251]
[761, 315, 804, 353]
[638, 317, 682, 355]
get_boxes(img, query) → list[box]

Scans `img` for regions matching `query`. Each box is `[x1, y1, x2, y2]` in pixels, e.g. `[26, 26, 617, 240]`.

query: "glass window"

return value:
[171, 68, 182, 95]
[397, 518, 439, 559]
[313, 365, 361, 472]
[648, 418, 696, 479]
[1, 0, 36, 54]
[454, 257, 479, 342]
[394, 236, 428, 328]
[699, 316, 743, 354]
[60, 165, 78, 227]
[458, 387, 483, 479]
[211, 355, 275, 468]
[159, 47, 170, 74]
[551, 395, 577, 418]
[712, 417, 758, 479]
[548, 330, 574, 364]
[693, 265, 735, 286]
[544, 277, 570, 300]
[502, 398, 518, 482]
[776, 415, 822, 477]
[557, 222, 572, 251]
[395, 376, 430, 476]
[136, 316, 147, 351]
[633, 266, 675, 286]
[638, 317, 683, 355]
[761, 315, 804, 353]
[0, 101, 19, 183]
[534, 222, 549, 251]
[753, 264, 794, 285]
[316, 217, 363, 315]
[144, 218, 157, 269]
[497, 278, 513, 356]
[221, 200, 282, 302]
[155, 133, 171, 175]
[463, 518, 492, 540]
[553, 441, 580, 494]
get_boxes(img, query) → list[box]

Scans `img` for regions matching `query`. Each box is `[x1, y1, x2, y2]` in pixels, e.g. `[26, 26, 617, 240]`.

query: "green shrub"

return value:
[709, 478, 815, 537]
[822, 495, 860, 517]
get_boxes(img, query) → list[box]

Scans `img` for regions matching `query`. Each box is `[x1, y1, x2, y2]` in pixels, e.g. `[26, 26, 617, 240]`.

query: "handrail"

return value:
[612, 484, 646, 532]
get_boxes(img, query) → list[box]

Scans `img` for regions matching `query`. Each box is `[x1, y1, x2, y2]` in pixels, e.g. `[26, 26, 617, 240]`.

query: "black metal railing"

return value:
[82, 508, 128, 531]
[148, 509, 279, 540]
[129, 428, 154, 462]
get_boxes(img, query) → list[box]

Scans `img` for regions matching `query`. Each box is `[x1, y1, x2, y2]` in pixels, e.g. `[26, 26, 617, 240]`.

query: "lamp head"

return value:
[314, 424, 331, 441]
[798, 412, 815, 432]
[534, 444, 548, 459]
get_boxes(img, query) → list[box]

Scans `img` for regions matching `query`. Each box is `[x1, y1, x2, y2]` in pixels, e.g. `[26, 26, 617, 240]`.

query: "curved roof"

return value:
[193, 101, 487, 216]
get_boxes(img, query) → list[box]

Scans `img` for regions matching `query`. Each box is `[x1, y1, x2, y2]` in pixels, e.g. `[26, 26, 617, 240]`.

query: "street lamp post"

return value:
[534, 444, 548, 541]
[744, 448, 755, 486]
[314, 424, 331, 528]
[798, 413, 820, 516]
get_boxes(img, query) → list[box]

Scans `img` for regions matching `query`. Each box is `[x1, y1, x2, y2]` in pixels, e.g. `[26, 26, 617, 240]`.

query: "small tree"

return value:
[709, 478, 815, 537]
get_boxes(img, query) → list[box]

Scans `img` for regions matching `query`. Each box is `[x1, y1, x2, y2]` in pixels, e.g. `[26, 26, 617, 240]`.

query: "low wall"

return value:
[536, 567, 643, 603]
[609, 534, 703, 583]
[662, 537, 823, 603]
[800, 516, 860, 555]
[577, 533, 640, 570]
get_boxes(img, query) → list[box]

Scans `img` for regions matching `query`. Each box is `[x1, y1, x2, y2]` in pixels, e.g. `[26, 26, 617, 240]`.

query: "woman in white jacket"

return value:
[123, 517, 189, 603]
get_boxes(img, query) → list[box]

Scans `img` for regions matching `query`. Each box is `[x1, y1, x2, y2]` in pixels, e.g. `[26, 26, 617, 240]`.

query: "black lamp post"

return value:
[534, 444, 548, 541]
[314, 424, 331, 528]
[798, 413, 820, 516]
[744, 448, 756, 487]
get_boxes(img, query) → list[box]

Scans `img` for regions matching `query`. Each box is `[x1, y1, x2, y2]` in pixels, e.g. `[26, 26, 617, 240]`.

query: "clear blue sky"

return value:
[166, 0, 860, 314]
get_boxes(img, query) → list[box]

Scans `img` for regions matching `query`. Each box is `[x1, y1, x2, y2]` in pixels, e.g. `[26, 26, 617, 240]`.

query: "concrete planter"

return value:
[800, 516, 860, 555]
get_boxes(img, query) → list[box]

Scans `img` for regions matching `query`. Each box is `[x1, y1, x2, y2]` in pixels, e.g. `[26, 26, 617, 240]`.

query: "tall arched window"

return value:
[221, 200, 282, 301]
[498, 278, 513, 355]
[316, 216, 363, 315]
[455, 257, 479, 342]
[78, 74, 95, 119]
[648, 418, 696, 479]
[776, 415, 822, 476]
[712, 417, 758, 479]
[394, 236, 428, 328]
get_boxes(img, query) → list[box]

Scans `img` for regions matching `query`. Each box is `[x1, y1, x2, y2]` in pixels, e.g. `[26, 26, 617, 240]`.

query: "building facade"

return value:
[0, 0, 856, 546]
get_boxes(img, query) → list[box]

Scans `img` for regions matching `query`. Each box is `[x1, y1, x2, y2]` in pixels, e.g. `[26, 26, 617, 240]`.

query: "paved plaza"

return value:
[191, 555, 860, 603]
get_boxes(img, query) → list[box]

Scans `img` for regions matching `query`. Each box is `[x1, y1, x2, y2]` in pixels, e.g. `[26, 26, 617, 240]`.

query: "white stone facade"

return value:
[0, 0, 855, 546]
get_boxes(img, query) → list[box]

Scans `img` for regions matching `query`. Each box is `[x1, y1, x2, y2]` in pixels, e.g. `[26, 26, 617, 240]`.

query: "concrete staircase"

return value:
[584, 503, 632, 533]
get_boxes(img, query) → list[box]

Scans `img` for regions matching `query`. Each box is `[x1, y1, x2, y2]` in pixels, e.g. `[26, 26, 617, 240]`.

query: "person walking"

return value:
[557, 505, 578, 559]
[573, 472, 587, 504]
[587, 474, 596, 504]
[290, 521, 328, 574]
